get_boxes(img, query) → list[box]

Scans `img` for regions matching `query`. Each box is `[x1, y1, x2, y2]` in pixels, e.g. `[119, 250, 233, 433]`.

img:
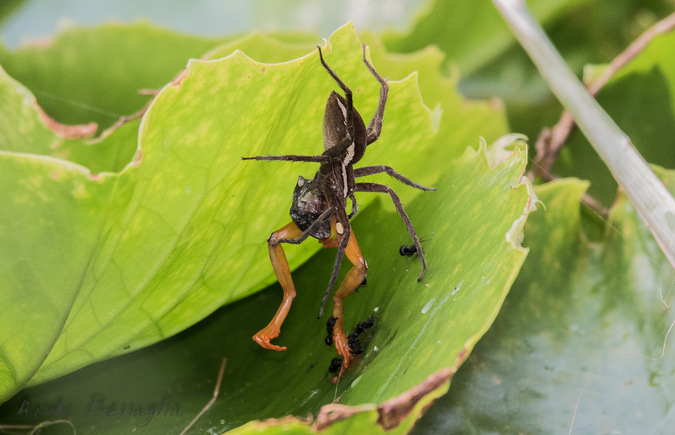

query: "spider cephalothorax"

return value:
[242, 43, 434, 376]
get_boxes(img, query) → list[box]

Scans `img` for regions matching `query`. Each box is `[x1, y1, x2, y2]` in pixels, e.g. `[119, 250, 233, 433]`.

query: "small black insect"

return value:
[328, 357, 344, 374]
[347, 315, 375, 356]
[325, 316, 337, 346]
[400, 234, 433, 258]
[399, 244, 418, 257]
[354, 316, 375, 334]
[348, 339, 364, 356]
[347, 330, 363, 355]
[243, 43, 434, 371]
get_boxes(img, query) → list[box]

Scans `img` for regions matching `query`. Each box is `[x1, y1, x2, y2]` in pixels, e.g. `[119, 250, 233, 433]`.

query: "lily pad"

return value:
[413, 170, 675, 433]
[0, 22, 233, 130]
[0, 21, 523, 417]
[0, 136, 533, 433]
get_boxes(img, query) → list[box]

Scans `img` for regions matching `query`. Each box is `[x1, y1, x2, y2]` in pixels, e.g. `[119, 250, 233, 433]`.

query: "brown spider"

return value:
[242, 43, 435, 374]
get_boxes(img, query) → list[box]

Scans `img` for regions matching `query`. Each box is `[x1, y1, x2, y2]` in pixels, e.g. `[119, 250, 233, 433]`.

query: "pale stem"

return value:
[493, 0, 675, 268]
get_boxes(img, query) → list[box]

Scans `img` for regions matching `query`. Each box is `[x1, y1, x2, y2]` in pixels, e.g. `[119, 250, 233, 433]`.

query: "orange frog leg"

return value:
[252, 221, 304, 351]
[320, 222, 368, 378]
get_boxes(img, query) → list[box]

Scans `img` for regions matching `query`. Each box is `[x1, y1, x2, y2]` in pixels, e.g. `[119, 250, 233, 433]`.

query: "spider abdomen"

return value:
[322, 91, 367, 164]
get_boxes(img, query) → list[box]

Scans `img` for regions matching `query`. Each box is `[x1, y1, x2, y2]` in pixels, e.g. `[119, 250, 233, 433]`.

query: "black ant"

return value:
[328, 357, 343, 374]
[243, 43, 434, 375]
[348, 336, 364, 356]
[347, 316, 375, 356]
[325, 316, 337, 346]
[399, 244, 417, 257]
[355, 316, 375, 334]
[400, 234, 432, 257]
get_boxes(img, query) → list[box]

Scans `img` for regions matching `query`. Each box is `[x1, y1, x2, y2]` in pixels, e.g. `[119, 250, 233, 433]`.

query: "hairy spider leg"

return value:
[253, 222, 304, 351]
[354, 165, 436, 191]
[318, 46, 354, 141]
[355, 182, 428, 280]
[241, 155, 328, 163]
[318, 219, 367, 376]
[279, 207, 335, 245]
[318, 208, 353, 317]
[359, 43, 389, 145]
[347, 193, 358, 219]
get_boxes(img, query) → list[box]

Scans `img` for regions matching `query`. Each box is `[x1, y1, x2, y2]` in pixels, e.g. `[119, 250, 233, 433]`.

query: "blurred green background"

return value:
[0, 0, 421, 48]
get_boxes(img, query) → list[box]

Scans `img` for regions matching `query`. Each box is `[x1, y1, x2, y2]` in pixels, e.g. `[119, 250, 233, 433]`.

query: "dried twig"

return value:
[179, 358, 228, 435]
[92, 89, 159, 143]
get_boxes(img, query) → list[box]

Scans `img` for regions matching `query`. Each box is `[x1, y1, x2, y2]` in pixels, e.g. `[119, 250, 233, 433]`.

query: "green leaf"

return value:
[0, 136, 532, 433]
[358, 32, 509, 161]
[203, 32, 316, 62]
[0, 22, 524, 420]
[0, 153, 114, 403]
[0, 64, 141, 174]
[413, 169, 675, 433]
[0, 22, 233, 131]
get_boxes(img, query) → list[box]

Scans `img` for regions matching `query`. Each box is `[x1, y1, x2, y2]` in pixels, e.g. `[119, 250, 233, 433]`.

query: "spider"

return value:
[242, 43, 435, 374]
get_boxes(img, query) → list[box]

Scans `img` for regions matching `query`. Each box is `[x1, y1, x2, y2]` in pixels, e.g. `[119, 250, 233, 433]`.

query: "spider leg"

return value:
[354, 165, 436, 191]
[242, 154, 329, 163]
[361, 43, 389, 145]
[317, 46, 354, 140]
[321, 136, 356, 159]
[279, 208, 335, 245]
[320, 220, 368, 377]
[355, 182, 428, 281]
[252, 221, 305, 351]
[347, 193, 358, 219]
[318, 209, 352, 318]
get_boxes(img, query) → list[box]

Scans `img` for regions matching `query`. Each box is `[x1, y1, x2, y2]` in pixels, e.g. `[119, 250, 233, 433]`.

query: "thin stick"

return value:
[568, 387, 585, 435]
[0, 420, 76, 434]
[531, 11, 675, 179]
[587, 12, 675, 95]
[494, 0, 675, 268]
[179, 358, 227, 435]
